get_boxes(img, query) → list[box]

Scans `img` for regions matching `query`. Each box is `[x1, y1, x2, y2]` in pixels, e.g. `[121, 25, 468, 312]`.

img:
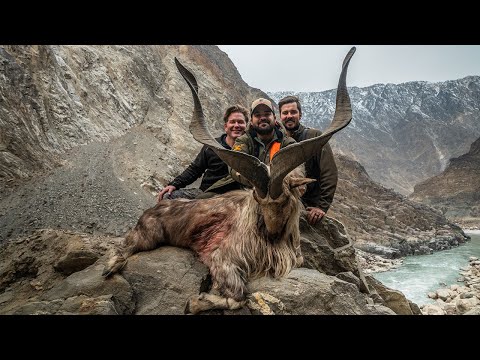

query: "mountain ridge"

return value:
[410, 136, 480, 226]
[269, 75, 480, 195]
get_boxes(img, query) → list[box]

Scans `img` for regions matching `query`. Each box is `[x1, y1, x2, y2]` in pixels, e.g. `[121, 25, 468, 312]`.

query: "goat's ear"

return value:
[289, 177, 316, 190]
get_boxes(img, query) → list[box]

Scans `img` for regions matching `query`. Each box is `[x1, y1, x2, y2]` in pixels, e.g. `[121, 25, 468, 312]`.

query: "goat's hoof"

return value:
[184, 293, 213, 315]
[295, 255, 304, 267]
[183, 295, 202, 315]
[102, 259, 128, 278]
[184, 300, 191, 314]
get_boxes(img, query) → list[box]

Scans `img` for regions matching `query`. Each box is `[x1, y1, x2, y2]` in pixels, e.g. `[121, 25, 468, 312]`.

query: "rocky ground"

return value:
[0, 218, 421, 315]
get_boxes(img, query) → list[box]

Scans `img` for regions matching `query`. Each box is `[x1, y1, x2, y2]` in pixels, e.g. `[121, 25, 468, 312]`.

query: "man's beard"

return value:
[284, 120, 299, 132]
[255, 123, 274, 135]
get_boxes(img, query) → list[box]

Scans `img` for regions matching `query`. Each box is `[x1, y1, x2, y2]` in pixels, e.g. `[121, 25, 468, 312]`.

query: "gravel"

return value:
[0, 135, 158, 243]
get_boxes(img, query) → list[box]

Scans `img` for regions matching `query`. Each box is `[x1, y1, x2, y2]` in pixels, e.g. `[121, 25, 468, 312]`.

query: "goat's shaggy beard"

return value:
[207, 193, 301, 300]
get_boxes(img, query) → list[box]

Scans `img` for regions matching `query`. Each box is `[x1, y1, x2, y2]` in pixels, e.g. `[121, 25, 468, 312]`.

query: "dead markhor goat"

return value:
[103, 47, 356, 314]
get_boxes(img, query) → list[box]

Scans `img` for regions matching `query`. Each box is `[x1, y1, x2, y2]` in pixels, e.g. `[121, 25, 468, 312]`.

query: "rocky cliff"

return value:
[410, 137, 480, 227]
[0, 45, 267, 198]
[329, 154, 467, 258]
[269, 77, 480, 195]
[0, 45, 270, 242]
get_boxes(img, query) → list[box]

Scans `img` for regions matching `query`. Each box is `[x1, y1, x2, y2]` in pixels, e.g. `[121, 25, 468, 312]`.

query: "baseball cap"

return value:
[250, 98, 275, 116]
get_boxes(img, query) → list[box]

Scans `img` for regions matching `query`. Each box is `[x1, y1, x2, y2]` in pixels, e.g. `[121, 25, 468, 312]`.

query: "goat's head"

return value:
[174, 47, 355, 237]
[253, 168, 315, 239]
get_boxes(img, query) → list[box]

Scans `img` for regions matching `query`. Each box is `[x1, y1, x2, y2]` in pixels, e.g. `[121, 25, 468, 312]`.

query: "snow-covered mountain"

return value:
[269, 76, 480, 194]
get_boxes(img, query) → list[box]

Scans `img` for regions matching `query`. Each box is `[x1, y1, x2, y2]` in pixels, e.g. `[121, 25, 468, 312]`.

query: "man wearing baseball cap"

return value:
[250, 98, 274, 115]
[230, 97, 296, 186]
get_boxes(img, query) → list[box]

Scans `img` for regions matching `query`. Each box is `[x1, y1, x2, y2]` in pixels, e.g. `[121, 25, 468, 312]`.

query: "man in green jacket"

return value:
[231, 98, 296, 186]
[278, 95, 338, 225]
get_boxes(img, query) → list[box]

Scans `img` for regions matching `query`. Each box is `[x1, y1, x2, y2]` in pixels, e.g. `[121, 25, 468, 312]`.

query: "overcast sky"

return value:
[217, 45, 480, 92]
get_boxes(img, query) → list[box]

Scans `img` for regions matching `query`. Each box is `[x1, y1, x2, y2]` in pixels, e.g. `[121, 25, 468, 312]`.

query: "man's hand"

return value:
[158, 185, 176, 202]
[306, 207, 325, 225]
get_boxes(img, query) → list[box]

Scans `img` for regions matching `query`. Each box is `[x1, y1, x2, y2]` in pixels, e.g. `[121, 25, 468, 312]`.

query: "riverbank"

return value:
[355, 229, 470, 275]
[356, 249, 403, 274]
[453, 219, 480, 231]
[355, 227, 470, 260]
[464, 229, 480, 235]
[371, 231, 480, 309]
[421, 255, 480, 315]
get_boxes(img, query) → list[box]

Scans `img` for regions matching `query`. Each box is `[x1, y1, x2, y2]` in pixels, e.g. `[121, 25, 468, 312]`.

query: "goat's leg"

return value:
[184, 254, 248, 314]
[102, 225, 163, 277]
[294, 244, 304, 267]
[209, 253, 248, 301]
[184, 293, 246, 314]
[292, 234, 304, 267]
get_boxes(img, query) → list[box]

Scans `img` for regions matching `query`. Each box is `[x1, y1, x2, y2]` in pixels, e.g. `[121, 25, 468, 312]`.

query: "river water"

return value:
[373, 230, 480, 306]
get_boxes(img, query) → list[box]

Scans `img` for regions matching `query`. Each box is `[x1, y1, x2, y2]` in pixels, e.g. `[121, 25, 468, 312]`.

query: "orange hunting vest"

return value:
[269, 141, 281, 162]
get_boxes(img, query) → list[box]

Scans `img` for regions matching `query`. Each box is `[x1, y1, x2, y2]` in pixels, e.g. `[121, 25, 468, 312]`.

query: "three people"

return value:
[158, 97, 338, 227]
[230, 98, 295, 186]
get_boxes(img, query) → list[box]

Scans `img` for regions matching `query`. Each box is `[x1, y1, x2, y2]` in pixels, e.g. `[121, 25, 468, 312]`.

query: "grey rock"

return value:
[365, 275, 417, 315]
[54, 250, 99, 275]
[121, 246, 209, 315]
[247, 268, 394, 315]
[463, 306, 480, 315]
[42, 264, 134, 314]
[336, 271, 361, 290]
[460, 292, 474, 299]
[13, 294, 118, 315]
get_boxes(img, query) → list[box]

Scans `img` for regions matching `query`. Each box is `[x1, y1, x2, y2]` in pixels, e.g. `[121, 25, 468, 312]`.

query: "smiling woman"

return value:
[217, 45, 480, 92]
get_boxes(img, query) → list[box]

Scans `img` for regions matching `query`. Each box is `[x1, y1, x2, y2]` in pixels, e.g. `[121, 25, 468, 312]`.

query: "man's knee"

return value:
[195, 191, 217, 199]
[166, 188, 202, 200]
